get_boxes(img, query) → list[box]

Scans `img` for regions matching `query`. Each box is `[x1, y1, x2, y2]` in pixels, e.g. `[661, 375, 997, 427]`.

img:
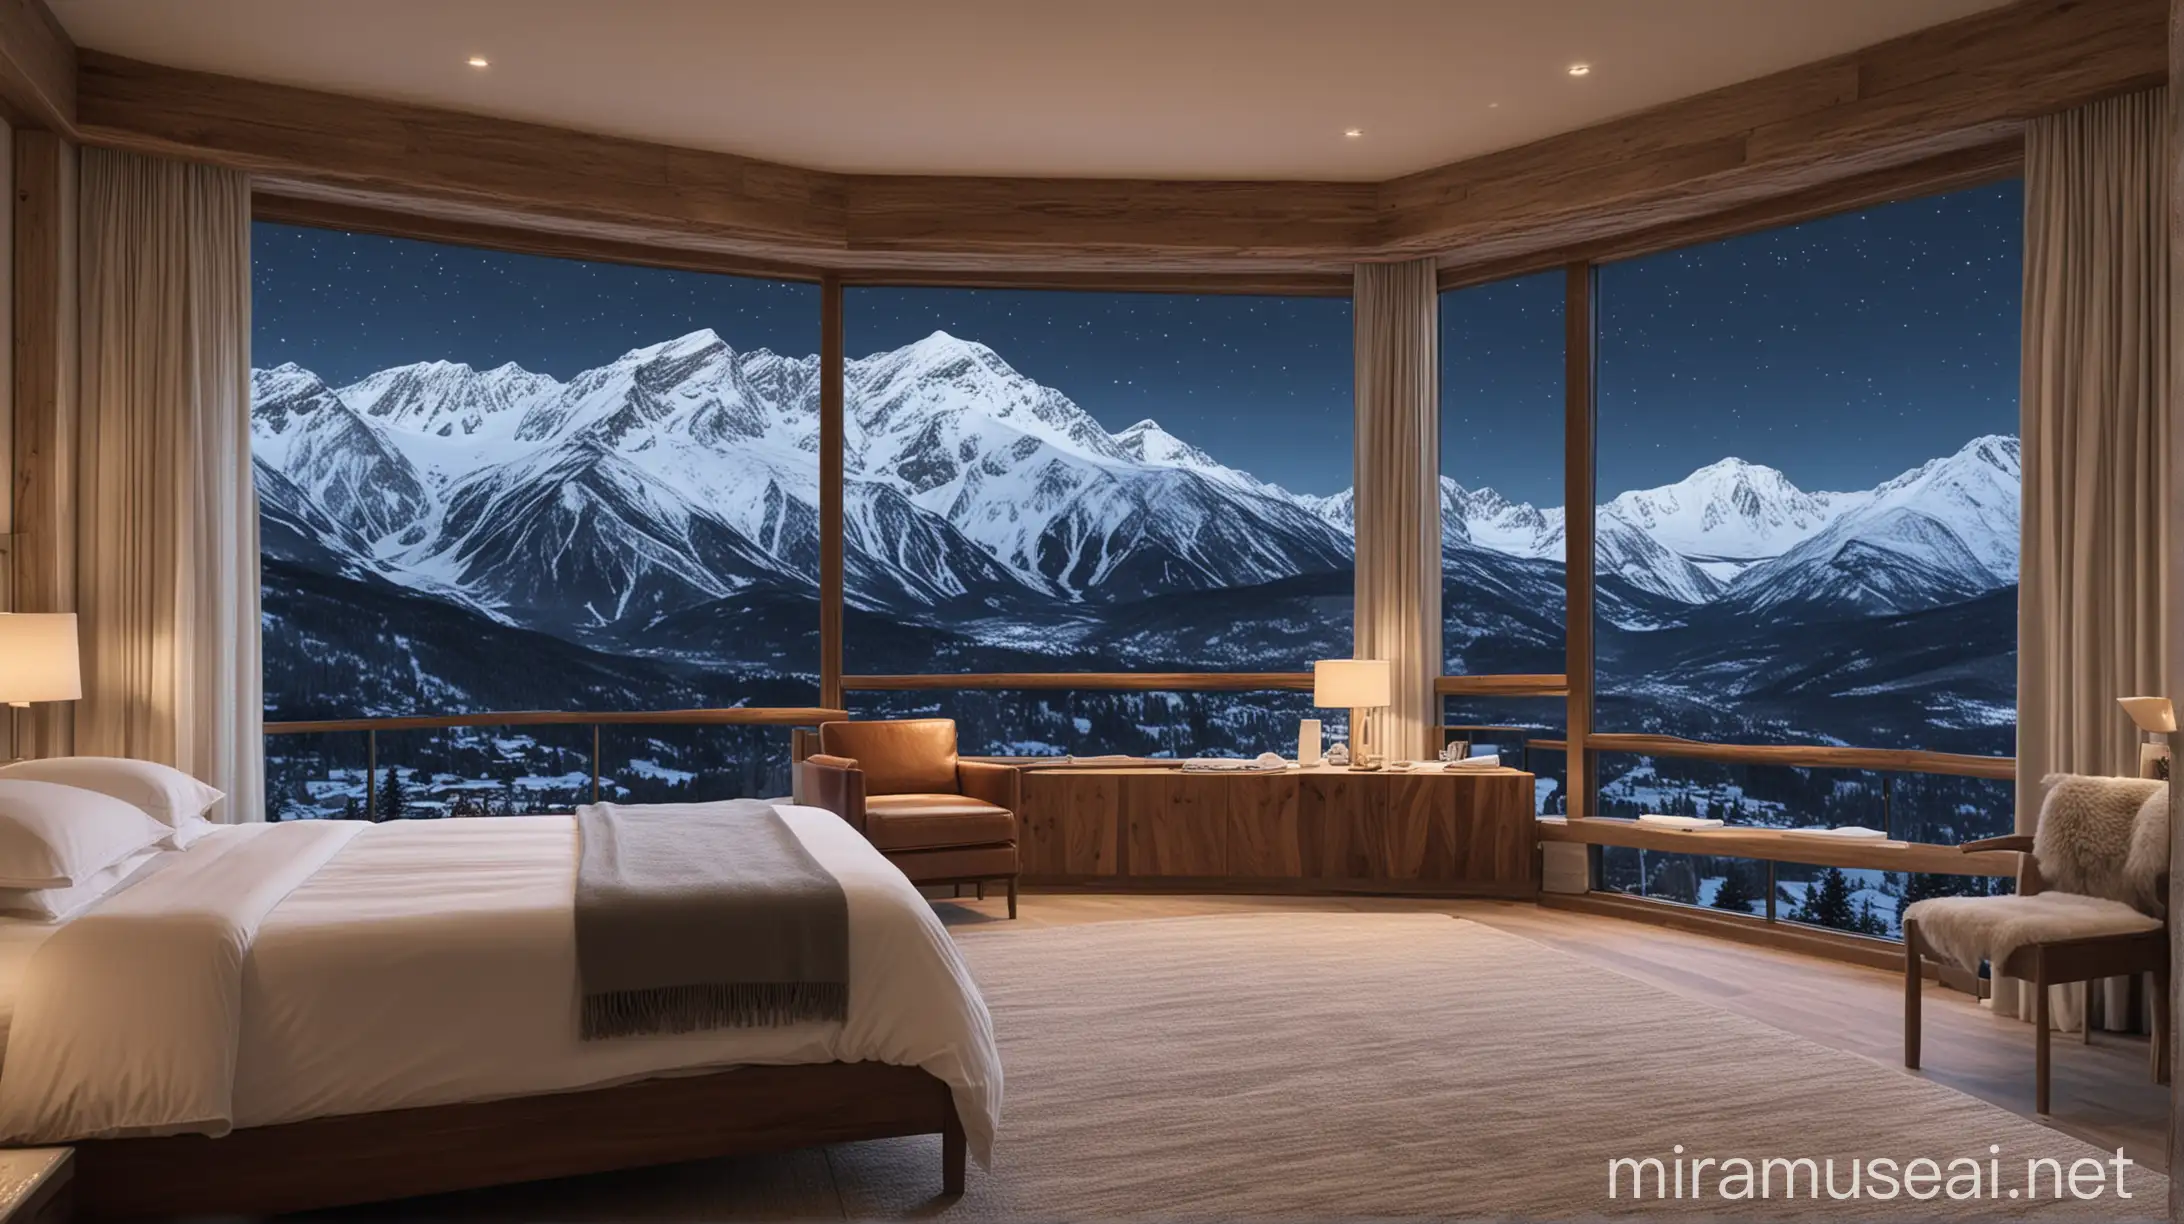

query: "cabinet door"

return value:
[1020, 772, 1120, 878]
[1450, 772, 1537, 893]
[1225, 775, 1301, 878]
[1297, 774, 1387, 882]
[1122, 775, 1228, 877]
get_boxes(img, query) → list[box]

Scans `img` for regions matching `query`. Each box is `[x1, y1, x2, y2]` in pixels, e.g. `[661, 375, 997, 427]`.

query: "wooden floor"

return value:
[936, 889, 2170, 1173]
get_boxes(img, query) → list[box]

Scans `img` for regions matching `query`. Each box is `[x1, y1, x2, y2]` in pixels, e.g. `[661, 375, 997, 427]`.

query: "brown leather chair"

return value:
[793, 719, 1021, 918]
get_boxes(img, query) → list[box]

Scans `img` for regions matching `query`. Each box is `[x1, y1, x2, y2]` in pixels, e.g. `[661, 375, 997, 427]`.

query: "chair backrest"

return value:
[818, 719, 960, 796]
[2031, 773, 2168, 914]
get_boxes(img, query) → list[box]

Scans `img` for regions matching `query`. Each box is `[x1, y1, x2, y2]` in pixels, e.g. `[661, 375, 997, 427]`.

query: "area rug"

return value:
[318, 913, 2168, 1221]
[830, 913, 2166, 1220]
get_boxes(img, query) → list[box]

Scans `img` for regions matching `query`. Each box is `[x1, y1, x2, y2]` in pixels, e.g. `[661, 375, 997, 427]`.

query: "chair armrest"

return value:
[1959, 834, 2035, 854]
[794, 754, 867, 834]
[957, 760, 1022, 816]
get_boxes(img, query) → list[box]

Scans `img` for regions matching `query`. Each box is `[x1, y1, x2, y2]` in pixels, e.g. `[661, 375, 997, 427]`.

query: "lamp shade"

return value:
[1313, 659, 1390, 709]
[0, 614, 80, 703]
[2119, 696, 2175, 734]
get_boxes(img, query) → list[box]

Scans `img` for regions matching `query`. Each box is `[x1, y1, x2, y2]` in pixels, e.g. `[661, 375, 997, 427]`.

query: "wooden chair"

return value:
[1903, 775, 2170, 1115]
[792, 718, 1021, 918]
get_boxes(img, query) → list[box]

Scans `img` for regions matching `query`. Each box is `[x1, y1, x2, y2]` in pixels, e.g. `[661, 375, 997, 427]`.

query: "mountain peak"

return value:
[1118, 418, 1166, 435]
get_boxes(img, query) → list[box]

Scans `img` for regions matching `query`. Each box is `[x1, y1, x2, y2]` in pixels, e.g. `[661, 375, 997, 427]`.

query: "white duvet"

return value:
[0, 806, 1003, 1163]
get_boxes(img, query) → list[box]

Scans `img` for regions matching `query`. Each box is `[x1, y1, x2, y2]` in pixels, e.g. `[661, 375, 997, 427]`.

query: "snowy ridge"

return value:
[251, 328, 2021, 643]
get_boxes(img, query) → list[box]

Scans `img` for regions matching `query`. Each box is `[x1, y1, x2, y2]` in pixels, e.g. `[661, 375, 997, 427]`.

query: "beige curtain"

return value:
[2012, 86, 2171, 1029]
[75, 149, 261, 822]
[1352, 259, 1440, 760]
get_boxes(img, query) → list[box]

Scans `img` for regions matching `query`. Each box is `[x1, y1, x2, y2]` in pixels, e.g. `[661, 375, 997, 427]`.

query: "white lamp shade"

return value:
[1313, 659, 1390, 709]
[2119, 696, 2175, 734]
[0, 614, 80, 703]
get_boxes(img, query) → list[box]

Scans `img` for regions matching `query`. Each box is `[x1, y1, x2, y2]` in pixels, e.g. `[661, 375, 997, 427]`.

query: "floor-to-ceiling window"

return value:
[843, 287, 1353, 755]
[1589, 181, 2023, 934]
[1439, 271, 1568, 809]
[252, 223, 820, 818]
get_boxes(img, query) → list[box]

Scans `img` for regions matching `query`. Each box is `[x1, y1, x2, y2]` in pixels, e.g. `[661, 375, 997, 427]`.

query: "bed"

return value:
[0, 805, 1004, 1220]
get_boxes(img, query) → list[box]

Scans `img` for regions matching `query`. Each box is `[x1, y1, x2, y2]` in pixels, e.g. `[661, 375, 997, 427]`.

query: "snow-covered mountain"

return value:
[250, 327, 2020, 655]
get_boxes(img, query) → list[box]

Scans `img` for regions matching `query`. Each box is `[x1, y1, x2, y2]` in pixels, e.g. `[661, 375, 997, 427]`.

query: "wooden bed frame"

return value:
[63, 1061, 964, 1221]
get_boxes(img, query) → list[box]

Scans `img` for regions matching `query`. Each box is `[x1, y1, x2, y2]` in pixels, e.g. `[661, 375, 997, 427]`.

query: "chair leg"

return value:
[2154, 960, 2173, 1086]
[2034, 960, 2052, 1115]
[1903, 918, 1922, 1070]
[2082, 982, 2093, 1044]
[952, 883, 961, 898]
[976, 881, 985, 900]
[1007, 875, 1018, 920]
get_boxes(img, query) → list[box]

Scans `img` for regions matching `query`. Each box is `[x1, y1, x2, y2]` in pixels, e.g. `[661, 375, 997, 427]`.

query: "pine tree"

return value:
[341, 794, 360, 822]
[378, 768, 407, 822]
[1794, 867, 1856, 931]
[1710, 866, 1759, 915]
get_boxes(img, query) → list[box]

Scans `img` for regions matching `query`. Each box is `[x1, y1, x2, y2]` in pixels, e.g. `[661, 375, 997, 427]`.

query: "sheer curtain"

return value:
[2013, 85, 2171, 1028]
[1352, 259, 1440, 760]
[74, 149, 262, 822]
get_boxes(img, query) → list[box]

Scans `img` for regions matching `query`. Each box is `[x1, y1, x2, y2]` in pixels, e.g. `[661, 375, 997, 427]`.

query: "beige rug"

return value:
[320, 914, 2169, 1221]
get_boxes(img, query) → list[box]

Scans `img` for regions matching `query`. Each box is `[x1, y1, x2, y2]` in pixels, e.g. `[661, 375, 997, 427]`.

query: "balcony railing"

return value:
[264, 706, 847, 819]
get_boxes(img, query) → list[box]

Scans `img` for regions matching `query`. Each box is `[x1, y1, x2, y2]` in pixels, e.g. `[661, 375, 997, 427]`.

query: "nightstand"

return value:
[0, 1149, 69, 1224]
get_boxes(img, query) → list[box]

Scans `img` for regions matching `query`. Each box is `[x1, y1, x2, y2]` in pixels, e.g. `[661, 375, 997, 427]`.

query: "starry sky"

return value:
[1443, 180, 2022, 507]
[848, 288, 1352, 494]
[251, 224, 1356, 494]
[256, 177, 2019, 505]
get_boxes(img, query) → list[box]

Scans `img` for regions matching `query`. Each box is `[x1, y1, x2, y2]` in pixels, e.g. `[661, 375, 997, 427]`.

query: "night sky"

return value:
[848, 289, 1352, 494]
[1443, 181, 2022, 506]
[257, 177, 2019, 505]
[252, 224, 1356, 495]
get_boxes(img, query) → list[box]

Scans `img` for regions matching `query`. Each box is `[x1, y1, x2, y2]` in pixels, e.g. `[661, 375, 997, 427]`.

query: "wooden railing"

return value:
[263, 707, 847, 734]
[842, 673, 1314, 692]
[263, 706, 847, 818]
[1583, 733, 2014, 781]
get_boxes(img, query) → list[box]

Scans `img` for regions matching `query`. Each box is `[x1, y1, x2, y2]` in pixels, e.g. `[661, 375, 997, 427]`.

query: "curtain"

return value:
[74, 149, 261, 822]
[1352, 259, 1440, 760]
[2012, 85, 2171, 1029]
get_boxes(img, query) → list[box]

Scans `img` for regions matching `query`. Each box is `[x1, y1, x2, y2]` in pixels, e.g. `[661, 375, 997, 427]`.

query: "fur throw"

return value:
[1904, 774, 2168, 978]
[1906, 892, 2159, 978]
[2032, 774, 2167, 915]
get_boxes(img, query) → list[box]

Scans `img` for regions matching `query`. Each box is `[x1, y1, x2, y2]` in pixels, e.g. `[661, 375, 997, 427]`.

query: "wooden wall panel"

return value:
[1122, 775, 1226, 877]
[0, 0, 71, 133]
[11, 127, 70, 757]
[1020, 772, 1119, 877]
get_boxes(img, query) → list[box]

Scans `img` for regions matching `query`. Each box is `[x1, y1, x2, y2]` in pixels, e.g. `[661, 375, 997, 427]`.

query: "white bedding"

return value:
[0, 806, 1002, 1163]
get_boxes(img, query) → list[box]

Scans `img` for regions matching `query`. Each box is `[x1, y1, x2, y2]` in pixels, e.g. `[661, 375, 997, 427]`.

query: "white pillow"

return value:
[0, 846, 159, 921]
[0, 780, 171, 887]
[0, 756, 224, 846]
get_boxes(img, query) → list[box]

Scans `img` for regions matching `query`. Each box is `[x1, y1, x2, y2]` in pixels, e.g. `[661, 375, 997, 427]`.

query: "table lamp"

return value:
[2118, 695, 2173, 779]
[0, 614, 80, 761]
[1314, 659, 1390, 771]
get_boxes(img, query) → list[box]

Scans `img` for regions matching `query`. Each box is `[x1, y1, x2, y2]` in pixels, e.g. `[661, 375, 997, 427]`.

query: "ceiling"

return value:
[51, 0, 2012, 182]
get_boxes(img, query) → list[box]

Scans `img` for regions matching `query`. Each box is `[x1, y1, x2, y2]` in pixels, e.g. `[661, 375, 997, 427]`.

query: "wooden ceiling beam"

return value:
[0, 0, 72, 132]
[1385, 0, 2163, 264]
[62, 0, 2172, 274]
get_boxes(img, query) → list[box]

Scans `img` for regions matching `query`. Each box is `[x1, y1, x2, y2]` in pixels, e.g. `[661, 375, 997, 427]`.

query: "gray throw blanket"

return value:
[574, 800, 849, 1040]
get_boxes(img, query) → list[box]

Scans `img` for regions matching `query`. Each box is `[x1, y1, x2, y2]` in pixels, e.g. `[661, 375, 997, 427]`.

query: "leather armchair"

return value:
[793, 719, 1021, 918]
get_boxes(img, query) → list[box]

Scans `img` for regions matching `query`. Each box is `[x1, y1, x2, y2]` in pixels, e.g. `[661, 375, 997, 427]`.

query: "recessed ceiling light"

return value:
[1488, 102, 1501, 109]
[1343, 128, 1363, 139]
[1567, 63, 1591, 76]
[466, 55, 490, 68]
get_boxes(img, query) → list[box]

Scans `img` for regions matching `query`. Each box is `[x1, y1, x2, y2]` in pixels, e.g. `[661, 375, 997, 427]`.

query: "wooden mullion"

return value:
[1562, 262, 1596, 820]
[819, 274, 844, 714]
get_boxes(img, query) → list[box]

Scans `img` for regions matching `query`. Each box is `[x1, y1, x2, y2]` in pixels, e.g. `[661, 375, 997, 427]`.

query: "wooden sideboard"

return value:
[1014, 764, 1537, 897]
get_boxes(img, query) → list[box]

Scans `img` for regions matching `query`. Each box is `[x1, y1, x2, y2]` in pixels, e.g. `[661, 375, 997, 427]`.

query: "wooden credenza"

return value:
[1015, 764, 1537, 896]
